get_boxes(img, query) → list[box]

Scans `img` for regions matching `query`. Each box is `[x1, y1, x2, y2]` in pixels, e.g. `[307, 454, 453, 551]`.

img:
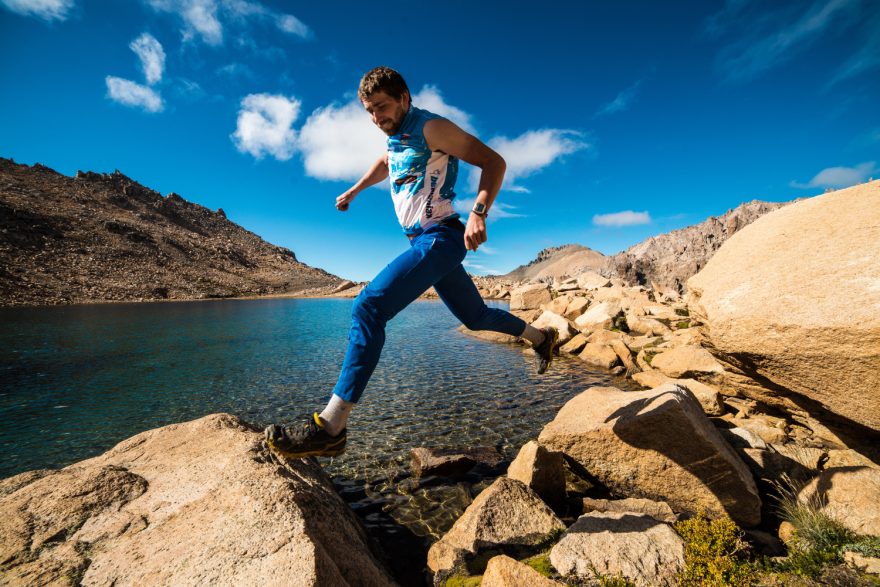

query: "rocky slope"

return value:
[500, 244, 606, 282]
[605, 200, 791, 293]
[0, 158, 341, 306]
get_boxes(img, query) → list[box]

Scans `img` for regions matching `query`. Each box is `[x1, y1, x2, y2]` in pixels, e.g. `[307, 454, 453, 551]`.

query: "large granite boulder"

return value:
[538, 384, 761, 526]
[549, 511, 685, 586]
[0, 414, 395, 586]
[687, 181, 880, 430]
[427, 477, 564, 578]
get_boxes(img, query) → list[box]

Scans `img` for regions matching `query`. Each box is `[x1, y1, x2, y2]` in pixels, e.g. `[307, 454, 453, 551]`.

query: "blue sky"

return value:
[1, 0, 878, 281]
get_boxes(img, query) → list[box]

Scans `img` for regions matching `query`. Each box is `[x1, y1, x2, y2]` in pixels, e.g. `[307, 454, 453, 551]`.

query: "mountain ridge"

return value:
[0, 158, 341, 306]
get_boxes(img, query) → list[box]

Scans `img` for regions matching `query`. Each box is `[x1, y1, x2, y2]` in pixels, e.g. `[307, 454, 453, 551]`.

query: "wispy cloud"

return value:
[130, 33, 165, 85]
[595, 79, 643, 117]
[144, 0, 312, 46]
[708, 0, 859, 82]
[485, 129, 588, 192]
[216, 62, 255, 79]
[828, 8, 880, 86]
[1, 0, 74, 21]
[454, 198, 526, 222]
[146, 0, 222, 45]
[790, 161, 878, 189]
[105, 76, 164, 112]
[231, 93, 300, 160]
[462, 260, 501, 275]
[593, 210, 652, 227]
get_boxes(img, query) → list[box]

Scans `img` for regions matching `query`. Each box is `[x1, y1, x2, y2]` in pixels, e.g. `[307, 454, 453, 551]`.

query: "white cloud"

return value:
[483, 129, 587, 192]
[791, 161, 878, 189]
[297, 100, 386, 181]
[593, 210, 652, 227]
[145, 0, 223, 45]
[145, 0, 311, 45]
[130, 33, 165, 85]
[276, 13, 310, 38]
[596, 79, 643, 117]
[1, 0, 73, 21]
[105, 76, 164, 112]
[231, 93, 300, 160]
[411, 85, 475, 134]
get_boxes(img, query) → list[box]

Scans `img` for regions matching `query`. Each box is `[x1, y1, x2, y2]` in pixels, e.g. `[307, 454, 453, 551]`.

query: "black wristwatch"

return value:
[471, 202, 488, 218]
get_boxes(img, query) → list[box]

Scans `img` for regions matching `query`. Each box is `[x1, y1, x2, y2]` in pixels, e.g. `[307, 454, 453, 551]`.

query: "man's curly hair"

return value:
[358, 66, 410, 102]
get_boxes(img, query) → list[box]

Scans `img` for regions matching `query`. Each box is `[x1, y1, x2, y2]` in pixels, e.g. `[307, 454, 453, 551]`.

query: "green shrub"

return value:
[643, 350, 658, 366]
[676, 320, 691, 329]
[674, 512, 757, 586]
[772, 475, 854, 555]
[441, 575, 481, 587]
[522, 552, 554, 577]
[675, 308, 690, 317]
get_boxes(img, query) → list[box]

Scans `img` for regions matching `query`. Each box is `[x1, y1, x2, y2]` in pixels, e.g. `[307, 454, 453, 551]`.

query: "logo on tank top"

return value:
[426, 169, 441, 218]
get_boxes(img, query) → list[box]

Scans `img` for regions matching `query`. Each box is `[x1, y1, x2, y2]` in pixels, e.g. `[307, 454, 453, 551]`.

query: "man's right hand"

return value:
[336, 189, 357, 211]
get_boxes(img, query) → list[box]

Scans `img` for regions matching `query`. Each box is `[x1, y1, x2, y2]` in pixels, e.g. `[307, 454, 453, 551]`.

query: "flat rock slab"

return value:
[427, 477, 565, 578]
[581, 497, 677, 523]
[0, 414, 395, 587]
[550, 511, 685, 587]
[538, 384, 761, 526]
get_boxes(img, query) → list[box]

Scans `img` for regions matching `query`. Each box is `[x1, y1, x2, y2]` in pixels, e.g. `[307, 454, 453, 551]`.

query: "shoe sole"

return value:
[538, 328, 559, 374]
[266, 437, 346, 459]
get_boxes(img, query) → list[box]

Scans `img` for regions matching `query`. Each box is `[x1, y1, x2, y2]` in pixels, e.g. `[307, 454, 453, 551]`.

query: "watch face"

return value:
[473, 203, 486, 213]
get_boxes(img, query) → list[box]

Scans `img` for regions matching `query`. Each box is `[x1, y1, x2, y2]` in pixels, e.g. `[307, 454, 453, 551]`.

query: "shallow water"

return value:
[0, 297, 639, 560]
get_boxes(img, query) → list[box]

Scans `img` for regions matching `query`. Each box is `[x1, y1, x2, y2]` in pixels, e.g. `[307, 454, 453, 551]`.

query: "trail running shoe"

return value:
[264, 413, 347, 458]
[534, 326, 559, 375]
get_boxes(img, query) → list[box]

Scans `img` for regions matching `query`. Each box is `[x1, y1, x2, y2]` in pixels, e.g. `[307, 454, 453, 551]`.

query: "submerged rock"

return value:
[0, 414, 395, 586]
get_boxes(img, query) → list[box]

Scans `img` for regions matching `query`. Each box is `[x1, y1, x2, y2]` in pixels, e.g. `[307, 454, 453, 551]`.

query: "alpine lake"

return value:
[0, 297, 641, 583]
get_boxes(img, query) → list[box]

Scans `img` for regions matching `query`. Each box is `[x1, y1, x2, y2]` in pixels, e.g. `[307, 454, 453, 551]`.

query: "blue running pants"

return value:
[331, 224, 527, 403]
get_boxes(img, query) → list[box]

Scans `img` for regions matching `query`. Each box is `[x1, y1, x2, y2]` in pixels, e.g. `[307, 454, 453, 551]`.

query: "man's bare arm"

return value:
[423, 118, 506, 251]
[336, 153, 389, 211]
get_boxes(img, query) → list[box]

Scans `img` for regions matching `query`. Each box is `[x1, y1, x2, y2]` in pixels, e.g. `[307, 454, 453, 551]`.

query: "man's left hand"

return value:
[464, 213, 487, 251]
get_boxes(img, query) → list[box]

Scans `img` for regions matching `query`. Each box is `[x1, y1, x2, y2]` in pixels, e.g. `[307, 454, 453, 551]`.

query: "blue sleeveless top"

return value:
[386, 106, 460, 236]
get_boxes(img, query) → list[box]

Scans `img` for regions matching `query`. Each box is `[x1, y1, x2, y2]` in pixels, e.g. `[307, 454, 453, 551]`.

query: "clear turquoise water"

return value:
[0, 298, 637, 543]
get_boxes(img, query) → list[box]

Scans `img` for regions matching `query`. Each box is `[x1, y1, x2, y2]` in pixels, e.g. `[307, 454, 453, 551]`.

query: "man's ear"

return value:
[402, 91, 411, 109]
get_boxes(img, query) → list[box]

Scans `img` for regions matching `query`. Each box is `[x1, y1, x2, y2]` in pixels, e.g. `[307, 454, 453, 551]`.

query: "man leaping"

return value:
[265, 66, 558, 458]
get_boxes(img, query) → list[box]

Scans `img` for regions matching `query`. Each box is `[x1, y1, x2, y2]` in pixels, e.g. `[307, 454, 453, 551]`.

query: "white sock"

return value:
[521, 324, 546, 347]
[318, 394, 354, 436]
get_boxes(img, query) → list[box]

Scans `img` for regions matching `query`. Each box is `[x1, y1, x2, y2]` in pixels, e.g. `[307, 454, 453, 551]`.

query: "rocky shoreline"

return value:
[2, 181, 878, 585]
